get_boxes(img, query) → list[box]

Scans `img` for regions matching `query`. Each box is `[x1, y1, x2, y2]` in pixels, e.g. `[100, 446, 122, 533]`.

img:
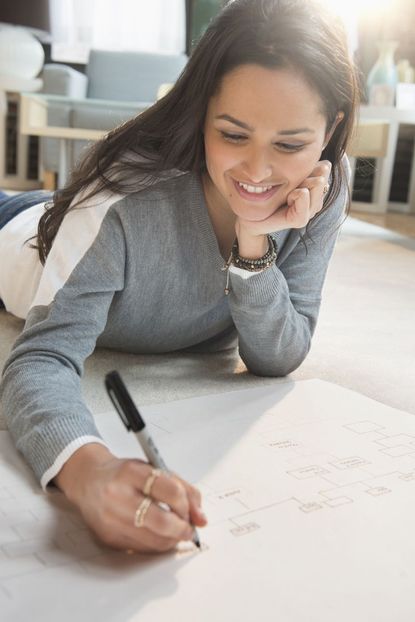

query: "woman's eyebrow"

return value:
[278, 128, 315, 135]
[215, 114, 315, 135]
[215, 114, 253, 130]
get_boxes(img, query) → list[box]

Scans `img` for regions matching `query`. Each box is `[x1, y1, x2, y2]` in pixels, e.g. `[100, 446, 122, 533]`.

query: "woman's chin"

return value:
[230, 202, 285, 223]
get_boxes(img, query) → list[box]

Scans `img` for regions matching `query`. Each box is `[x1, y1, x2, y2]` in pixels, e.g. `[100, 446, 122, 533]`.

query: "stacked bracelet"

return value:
[231, 234, 278, 272]
[222, 234, 278, 295]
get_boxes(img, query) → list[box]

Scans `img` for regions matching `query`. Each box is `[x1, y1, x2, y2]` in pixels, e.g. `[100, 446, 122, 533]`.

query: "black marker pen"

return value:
[105, 370, 201, 549]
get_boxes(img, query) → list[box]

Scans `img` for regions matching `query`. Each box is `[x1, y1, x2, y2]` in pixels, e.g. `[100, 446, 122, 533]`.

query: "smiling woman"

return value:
[0, 0, 359, 556]
[202, 65, 344, 256]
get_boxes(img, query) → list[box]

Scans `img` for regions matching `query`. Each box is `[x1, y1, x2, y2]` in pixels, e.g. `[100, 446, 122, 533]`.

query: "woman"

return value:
[0, 0, 358, 553]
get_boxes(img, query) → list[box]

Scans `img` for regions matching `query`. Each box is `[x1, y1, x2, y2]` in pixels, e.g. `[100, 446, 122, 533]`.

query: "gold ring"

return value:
[142, 468, 162, 497]
[134, 496, 152, 528]
[323, 183, 329, 195]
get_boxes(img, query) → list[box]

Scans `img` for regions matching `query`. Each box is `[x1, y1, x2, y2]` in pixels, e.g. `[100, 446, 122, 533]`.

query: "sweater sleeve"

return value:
[0, 203, 126, 488]
[228, 167, 349, 377]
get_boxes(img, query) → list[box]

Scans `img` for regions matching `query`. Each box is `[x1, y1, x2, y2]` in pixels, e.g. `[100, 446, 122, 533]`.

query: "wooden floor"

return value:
[350, 210, 415, 240]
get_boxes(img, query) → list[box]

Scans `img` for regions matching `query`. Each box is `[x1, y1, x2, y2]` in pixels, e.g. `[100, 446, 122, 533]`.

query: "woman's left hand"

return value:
[235, 160, 332, 257]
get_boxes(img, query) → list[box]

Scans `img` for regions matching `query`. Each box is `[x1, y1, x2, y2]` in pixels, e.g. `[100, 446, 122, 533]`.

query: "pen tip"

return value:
[193, 530, 201, 549]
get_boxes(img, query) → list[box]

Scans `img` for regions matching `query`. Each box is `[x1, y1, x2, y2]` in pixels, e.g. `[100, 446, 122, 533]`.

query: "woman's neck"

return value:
[201, 173, 236, 260]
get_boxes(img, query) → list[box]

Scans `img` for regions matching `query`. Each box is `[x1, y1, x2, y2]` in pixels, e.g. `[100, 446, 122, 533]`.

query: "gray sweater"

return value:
[0, 169, 348, 487]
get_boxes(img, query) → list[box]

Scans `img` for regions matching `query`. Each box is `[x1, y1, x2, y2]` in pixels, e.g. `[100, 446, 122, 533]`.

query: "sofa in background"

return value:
[40, 50, 188, 187]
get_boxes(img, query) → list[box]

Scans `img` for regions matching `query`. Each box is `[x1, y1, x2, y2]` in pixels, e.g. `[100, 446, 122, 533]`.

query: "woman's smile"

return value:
[232, 178, 282, 202]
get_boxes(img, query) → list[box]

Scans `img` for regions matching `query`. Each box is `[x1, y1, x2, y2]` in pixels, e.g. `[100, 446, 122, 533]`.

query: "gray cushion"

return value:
[71, 102, 144, 131]
[41, 64, 88, 98]
[86, 50, 187, 101]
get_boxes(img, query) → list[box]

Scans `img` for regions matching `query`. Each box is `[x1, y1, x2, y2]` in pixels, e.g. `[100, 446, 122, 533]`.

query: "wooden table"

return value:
[20, 93, 148, 187]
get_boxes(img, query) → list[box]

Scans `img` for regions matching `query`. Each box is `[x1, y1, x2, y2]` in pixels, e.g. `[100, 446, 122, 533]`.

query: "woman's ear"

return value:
[323, 111, 345, 149]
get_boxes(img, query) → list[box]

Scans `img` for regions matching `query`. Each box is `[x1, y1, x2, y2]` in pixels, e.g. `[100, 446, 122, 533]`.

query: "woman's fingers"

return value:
[90, 487, 195, 552]
[304, 159, 331, 183]
[146, 472, 207, 528]
[171, 472, 208, 527]
[298, 175, 327, 218]
[149, 473, 193, 523]
[127, 493, 194, 540]
[283, 161, 331, 225]
[118, 460, 191, 522]
[74, 455, 206, 554]
[133, 495, 194, 540]
[124, 529, 183, 553]
[297, 161, 331, 213]
[107, 462, 206, 537]
[300, 160, 331, 217]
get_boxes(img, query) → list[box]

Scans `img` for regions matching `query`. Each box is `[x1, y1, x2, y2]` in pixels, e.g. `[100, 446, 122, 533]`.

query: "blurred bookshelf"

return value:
[352, 128, 415, 209]
[0, 93, 42, 190]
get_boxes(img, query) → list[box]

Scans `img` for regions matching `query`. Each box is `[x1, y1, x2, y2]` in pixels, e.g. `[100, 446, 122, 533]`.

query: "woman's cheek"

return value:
[287, 149, 322, 187]
[206, 140, 232, 179]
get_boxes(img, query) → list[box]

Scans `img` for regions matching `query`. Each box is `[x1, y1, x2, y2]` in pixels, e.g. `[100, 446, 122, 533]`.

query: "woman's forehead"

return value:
[208, 64, 327, 128]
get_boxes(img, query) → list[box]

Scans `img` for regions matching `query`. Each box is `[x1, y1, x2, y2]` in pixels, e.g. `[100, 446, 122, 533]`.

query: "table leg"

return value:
[372, 121, 399, 211]
[407, 138, 415, 214]
[0, 91, 6, 181]
[348, 156, 356, 193]
[58, 138, 67, 188]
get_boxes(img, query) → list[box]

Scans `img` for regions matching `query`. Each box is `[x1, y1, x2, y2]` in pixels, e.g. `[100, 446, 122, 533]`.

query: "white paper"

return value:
[1, 379, 415, 621]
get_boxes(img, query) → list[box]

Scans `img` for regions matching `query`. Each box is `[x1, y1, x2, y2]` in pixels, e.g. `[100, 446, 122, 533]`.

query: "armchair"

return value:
[39, 50, 188, 187]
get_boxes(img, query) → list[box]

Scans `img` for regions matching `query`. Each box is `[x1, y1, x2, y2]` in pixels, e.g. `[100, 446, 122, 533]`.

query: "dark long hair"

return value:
[36, 0, 359, 263]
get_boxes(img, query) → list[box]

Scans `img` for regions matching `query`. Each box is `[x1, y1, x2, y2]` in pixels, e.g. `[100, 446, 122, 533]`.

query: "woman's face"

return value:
[203, 64, 335, 223]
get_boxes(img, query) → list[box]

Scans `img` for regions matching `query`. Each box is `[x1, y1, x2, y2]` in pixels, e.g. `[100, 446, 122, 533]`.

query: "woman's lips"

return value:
[232, 179, 280, 202]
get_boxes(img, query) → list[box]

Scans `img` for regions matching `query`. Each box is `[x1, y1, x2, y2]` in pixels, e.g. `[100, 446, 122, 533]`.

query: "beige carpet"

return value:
[1, 216, 414, 431]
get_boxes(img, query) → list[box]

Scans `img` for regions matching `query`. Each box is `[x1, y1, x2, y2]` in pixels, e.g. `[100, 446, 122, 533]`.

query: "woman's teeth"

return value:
[237, 182, 274, 194]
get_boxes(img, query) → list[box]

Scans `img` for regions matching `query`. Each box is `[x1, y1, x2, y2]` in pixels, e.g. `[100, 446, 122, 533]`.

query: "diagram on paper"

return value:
[1, 379, 415, 622]
[195, 418, 415, 538]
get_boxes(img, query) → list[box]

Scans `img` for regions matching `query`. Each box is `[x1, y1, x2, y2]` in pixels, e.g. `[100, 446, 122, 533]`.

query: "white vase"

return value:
[367, 40, 398, 106]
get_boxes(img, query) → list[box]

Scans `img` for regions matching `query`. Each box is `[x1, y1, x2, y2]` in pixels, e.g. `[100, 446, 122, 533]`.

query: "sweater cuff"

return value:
[19, 411, 106, 488]
[229, 263, 287, 306]
[41, 435, 109, 491]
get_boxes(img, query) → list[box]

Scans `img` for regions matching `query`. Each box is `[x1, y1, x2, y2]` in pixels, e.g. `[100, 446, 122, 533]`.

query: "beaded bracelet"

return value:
[222, 234, 278, 295]
[231, 234, 278, 271]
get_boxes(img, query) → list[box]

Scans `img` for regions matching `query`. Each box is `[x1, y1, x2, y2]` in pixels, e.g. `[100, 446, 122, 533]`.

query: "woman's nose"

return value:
[242, 147, 273, 183]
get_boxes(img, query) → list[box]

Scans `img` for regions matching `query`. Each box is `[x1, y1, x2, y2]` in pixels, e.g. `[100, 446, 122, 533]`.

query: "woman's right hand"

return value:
[54, 443, 207, 553]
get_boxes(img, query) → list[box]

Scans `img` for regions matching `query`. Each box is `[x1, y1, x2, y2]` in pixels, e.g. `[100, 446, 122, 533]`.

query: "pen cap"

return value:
[104, 371, 145, 433]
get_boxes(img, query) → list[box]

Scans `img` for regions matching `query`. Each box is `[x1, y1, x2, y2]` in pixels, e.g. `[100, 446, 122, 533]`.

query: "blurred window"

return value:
[50, 0, 185, 64]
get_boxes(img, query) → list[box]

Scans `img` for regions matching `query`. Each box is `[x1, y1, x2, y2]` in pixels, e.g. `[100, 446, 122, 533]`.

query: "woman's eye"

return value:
[219, 131, 305, 151]
[220, 131, 247, 143]
[275, 143, 304, 152]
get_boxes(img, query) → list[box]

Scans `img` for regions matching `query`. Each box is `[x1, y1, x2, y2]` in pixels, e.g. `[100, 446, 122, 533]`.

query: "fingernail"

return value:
[198, 508, 207, 521]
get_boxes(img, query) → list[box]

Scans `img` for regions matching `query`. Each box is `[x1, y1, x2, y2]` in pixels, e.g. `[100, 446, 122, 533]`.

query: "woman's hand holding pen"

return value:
[54, 443, 207, 553]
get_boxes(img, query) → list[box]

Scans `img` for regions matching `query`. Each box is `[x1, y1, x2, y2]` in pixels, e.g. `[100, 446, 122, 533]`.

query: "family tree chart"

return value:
[1, 379, 415, 621]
